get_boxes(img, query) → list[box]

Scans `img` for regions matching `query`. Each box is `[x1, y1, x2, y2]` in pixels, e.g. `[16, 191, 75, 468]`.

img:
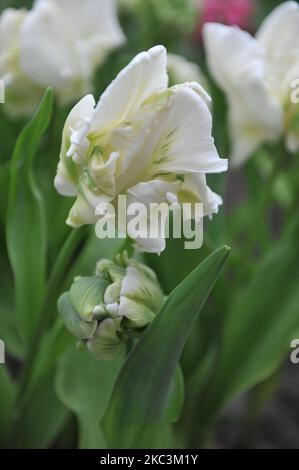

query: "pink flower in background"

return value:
[195, 0, 256, 41]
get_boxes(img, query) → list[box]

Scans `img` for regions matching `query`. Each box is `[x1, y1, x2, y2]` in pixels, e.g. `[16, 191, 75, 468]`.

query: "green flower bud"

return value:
[87, 318, 125, 361]
[58, 252, 165, 361]
[58, 293, 98, 340]
[69, 276, 109, 322]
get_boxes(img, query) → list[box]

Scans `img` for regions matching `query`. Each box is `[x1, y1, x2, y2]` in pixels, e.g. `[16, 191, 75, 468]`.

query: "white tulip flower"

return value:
[167, 53, 209, 92]
[0, 8, 43, 117]
[203, 1, 299, 166]
[0, 0, 125, 117]
[55, 46, 228, 254]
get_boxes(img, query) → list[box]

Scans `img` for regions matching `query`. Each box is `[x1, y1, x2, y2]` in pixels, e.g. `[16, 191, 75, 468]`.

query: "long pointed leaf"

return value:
[6, 89, 53, 342]
[102, 246, 230, 448]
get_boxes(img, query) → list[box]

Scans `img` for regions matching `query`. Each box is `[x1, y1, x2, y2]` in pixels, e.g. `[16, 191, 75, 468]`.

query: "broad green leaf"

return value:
[202, 238, 299, 422]
[0, 365, 16, 448]
[6, 89, 53, 342]
[102, 246, 230, 449]
[55, 346, 123, 449]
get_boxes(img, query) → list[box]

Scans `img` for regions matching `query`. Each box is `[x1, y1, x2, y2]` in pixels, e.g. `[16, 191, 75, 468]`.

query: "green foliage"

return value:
[55, 347, 123, 449]
[0, 366, 15, 448]
[6, 89, 53, 343]
[102, 247, 230, 448]
[203, 233, 299, 419]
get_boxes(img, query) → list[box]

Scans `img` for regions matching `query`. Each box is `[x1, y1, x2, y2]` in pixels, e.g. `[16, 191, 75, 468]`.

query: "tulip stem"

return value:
[116, 236, 135, 258]
[235, 145, 286, 284]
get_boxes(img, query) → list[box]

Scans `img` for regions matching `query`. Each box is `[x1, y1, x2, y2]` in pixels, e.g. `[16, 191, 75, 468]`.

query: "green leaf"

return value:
[0, 307, 22, 359]
[0, 162, 9, 232]
[20, 318, 73, 406]
[14, 374, 69, 449]
[0, 365, 16, 448]
[102, 246, 230, 449]
[55, 346, 123, 449]
[203, 238, 299, 421]
[0, 253, 23, 359]
[6, 89, 53, 343]
[13, 319, 72, 448]
[166, 366, 185, 425]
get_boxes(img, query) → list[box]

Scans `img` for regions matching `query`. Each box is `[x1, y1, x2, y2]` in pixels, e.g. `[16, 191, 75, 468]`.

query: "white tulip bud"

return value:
[58, 252, 165, 361]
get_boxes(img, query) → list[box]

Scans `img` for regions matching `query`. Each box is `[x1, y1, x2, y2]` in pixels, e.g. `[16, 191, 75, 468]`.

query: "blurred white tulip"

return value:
[0, 8, 44, 117]
[204, 1, 299, 166]
[167, 53, 210, 92]
[0, 0, 125, 117]
[54, 46, 227, 254]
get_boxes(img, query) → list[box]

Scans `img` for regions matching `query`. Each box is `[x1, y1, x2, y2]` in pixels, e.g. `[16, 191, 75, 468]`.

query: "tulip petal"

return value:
[203, 23, 263, 89]
[257, 1, 299, 82]
[143, 86, 227, 176]
[121, 261, 164, 311]
[91, 46, 168, 132]
[118, 297, 156, 328]
[0, 8, 27, 66]
[228, 98, 282, 166]
[69, 276, 109, 322]
[181, 174, 223, 217]
[55, 95, 96, 197]
[38, 0, 125, 68]
[59, 293, 98, 340]
[96, 259, 126, 283]
[20, 0, 90, 99]
[126, 179, 181, 254]
[54, 161, 78, 197]
[167, 53, 209, 91]
[118, 261, 164, 326]
[203, 23, 283, 164]
[67, 190, 98, 228]
[87, 318, 124, 361]
[89, 150, 120, 199]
